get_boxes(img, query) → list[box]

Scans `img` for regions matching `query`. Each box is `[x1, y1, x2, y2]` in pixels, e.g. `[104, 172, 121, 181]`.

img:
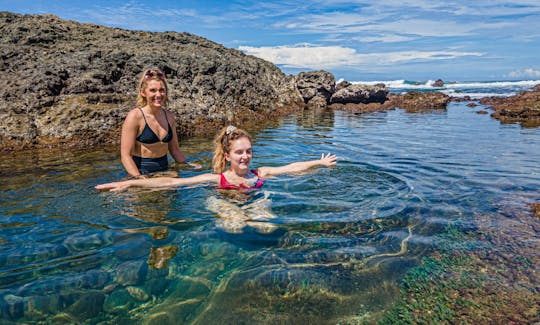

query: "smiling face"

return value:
[140, 79, 167, 109]
[225, 137, 253, 175]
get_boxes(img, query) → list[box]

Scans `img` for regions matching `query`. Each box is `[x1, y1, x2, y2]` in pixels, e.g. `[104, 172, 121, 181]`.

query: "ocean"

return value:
[351, 79, 540, 98]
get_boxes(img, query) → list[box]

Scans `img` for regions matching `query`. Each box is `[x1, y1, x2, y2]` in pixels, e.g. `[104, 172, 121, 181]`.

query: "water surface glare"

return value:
[1, 103, 539, 323]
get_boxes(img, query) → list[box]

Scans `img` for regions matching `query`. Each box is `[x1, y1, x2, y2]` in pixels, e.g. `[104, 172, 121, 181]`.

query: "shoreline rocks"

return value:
[479, 84, 540, 127]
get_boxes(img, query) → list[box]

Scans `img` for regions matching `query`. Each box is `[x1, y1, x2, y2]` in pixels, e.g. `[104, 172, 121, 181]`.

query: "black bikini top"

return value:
[135, 108, 173, 144]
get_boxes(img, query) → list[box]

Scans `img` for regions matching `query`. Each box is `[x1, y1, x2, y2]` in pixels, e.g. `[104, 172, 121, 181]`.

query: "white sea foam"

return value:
[349, 79, 540, 97]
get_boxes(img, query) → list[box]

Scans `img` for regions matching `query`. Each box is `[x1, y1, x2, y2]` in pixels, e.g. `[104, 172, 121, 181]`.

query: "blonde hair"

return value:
[212, 126, 252, 173]
[136, 67, 169, 107]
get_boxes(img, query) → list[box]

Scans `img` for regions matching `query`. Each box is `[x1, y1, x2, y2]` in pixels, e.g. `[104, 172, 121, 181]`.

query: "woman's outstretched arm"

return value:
[258, 153, 337, 177]
[95, 173, 219, 192]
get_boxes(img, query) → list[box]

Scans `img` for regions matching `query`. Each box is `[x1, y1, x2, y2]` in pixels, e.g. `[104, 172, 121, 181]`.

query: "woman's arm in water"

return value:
[257, 153, 337, 177]
[95, 173, 219, 192]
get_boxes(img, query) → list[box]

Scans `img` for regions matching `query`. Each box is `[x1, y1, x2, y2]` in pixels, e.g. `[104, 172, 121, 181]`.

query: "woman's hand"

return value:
[319, 153, 338, 166]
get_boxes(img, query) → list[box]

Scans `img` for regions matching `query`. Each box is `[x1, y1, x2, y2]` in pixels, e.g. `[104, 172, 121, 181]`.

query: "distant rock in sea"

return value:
[431, 79, 444, 87]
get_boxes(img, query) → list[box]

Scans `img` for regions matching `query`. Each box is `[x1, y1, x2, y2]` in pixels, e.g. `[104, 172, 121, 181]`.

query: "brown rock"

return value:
[392, 91, 450, 112]
[479, 85, 540, 127]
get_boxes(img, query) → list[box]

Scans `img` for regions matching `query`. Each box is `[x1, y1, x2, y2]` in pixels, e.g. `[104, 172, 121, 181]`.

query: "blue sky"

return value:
[2, 0, 540, 82]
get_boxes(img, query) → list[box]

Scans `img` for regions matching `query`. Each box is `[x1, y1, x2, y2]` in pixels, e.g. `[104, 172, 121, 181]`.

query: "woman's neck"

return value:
[143, 105, 162, 116]
[227, 168, 249, 178]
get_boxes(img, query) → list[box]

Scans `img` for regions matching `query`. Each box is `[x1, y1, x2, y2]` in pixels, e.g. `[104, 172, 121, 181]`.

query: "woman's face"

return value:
[140, 79, 167, 108]
[225, 137, 252, 173]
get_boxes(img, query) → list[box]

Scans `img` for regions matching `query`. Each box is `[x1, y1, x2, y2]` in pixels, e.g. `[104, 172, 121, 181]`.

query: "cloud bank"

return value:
[239, 44, 484, 70]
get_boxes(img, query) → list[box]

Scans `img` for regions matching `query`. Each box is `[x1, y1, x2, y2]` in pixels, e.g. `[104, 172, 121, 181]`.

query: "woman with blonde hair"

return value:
[120, 67, 199, 178]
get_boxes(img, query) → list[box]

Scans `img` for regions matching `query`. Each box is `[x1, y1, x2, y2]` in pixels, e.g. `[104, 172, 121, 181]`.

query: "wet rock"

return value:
[126, 286, 149, 302]
[392, 91, 450, 112]
[114, 234, 152, 260]
[3, 294, 24, 319]
[335, 80, 351, 91]
[148, 245, 179, 270]
[296, 70, 335, 106]
[26, 294, 61, 315]
[145, 278, 171, 296]
[431, 79, 444, 87]
[330, 83, 388, 104]
[476, 110, 489, 115]
[103, 288, 134, 313]
[63, 231, 114, 251]
[531, 203, 540, 218]
[479, 84, 540, 127]
[467, 102, 478, 107]
[66, 291, 105, 321]
[115, 260, 147, 286]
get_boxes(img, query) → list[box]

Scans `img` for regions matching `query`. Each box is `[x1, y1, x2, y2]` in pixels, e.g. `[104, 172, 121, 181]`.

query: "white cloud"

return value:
[506, 68, 540, 79]
[239, 44, 358, 68]
[239, 44, 484, 69]
[357, 34, 416, 43]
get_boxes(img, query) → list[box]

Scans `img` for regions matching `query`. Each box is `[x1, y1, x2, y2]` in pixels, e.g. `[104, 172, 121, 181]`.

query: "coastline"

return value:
[1, 12, 540, 152]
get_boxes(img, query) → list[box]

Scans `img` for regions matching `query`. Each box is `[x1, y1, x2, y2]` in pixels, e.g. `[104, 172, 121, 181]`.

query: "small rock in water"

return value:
[148, 245, 179, 270]
[126, 286, 150, 302]
[4, 294, 25, 319]
[66, 291, 105, 320]
[115, 260, 147, 286]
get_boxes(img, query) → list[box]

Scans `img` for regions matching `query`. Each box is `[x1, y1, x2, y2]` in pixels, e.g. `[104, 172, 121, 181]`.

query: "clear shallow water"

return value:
[1, 103, 539, 323]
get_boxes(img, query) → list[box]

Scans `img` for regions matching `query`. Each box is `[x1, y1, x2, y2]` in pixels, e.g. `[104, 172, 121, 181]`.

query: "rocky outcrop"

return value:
[0, 12, 302, 151]
[479, 84, 540, 127]
[431, 79, 444, 87]
[392, 91, 450, 112]
[295, 71, 335, 107]
[330, 83, 388, 104]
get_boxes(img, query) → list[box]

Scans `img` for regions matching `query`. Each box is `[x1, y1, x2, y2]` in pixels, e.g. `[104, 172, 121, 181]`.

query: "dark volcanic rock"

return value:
[431, 79, 444, 87]
[330, 83, 388, 104]
[479, 84, 540, 127]
[296, 71, 335, 107]
[0, 12, 301, 151]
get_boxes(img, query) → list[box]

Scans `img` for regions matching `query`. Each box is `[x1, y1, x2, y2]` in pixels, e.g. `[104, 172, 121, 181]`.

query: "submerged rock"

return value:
[66, 291, 105, 321]
[126, 286, 150, 302]
[115, 260, 148, 286]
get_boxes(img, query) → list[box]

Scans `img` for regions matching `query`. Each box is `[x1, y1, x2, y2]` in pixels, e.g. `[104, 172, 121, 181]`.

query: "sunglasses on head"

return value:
[144, 70, 165, 80]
